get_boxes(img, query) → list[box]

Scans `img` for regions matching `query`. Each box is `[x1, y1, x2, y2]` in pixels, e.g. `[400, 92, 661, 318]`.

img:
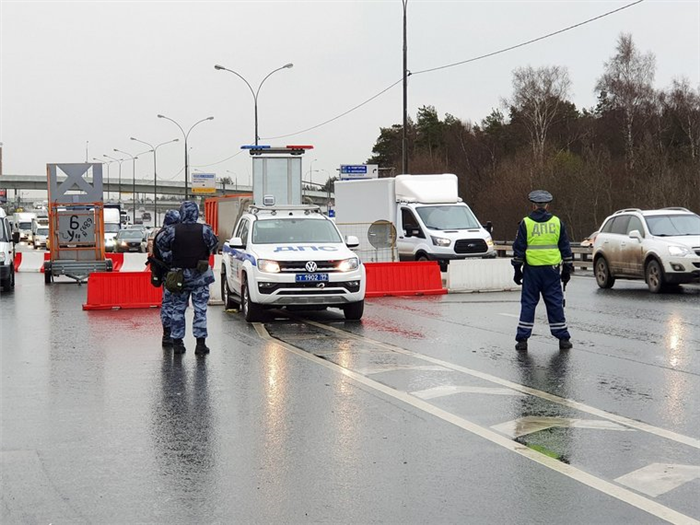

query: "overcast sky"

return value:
[1, 0, 698, 190]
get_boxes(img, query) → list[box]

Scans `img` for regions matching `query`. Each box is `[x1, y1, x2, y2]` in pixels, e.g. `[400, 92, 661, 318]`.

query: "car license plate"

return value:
[295, 273, 329, 282]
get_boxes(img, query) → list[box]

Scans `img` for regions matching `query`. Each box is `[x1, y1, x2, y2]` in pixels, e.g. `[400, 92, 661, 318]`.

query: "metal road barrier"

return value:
[494, 242, 593, 271]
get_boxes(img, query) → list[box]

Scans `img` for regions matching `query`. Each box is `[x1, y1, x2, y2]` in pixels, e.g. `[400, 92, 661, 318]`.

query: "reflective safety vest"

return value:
[524, 216, 562, 266]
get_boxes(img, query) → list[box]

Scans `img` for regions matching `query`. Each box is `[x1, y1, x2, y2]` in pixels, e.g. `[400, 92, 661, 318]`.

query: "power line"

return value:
[262, 0, 644, 141]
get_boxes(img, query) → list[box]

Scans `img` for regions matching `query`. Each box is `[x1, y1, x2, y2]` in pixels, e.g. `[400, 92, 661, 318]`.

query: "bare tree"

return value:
[596, 33, 656, 170]
[506, 65, 572, 166]
[666, 78, 700, 161]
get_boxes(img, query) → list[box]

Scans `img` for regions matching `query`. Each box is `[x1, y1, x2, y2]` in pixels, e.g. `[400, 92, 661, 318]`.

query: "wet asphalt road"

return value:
[1, 270, 699, 524]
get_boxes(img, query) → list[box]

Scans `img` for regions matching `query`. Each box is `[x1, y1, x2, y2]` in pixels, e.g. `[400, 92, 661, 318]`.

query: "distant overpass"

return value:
[0, 174, 332, 206]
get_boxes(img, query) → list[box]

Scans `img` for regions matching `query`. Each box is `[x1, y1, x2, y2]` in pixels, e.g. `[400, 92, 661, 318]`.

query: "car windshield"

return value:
[645, 214, 700, 236]
[416, 205, 481, 230]
[119, 230, 144, 240]
[252, 218, 342, 244]
[36, 228, 49, 236]
[105, 223, 120, 233]
[19, 222, 32, 230]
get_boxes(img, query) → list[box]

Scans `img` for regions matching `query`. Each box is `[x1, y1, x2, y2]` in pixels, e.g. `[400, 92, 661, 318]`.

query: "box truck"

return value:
[12, 212, 37, 243]
[103, 205, 122, 252]
[334, 174, 495, 270]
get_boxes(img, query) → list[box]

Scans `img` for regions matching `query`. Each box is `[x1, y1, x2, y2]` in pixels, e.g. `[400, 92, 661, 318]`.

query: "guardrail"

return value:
[494, 242, 593, 271]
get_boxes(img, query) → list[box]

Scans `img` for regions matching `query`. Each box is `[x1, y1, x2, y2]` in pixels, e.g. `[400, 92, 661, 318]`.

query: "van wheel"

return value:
[595, 257, 615, 289]
[0, 266, 13, 291]
[241, 279, 264, 322]
[343, 300, 364, 320]
[646, 259, 665, 293]
[416, 253, 430, 263]
[222, 268, 238, 310]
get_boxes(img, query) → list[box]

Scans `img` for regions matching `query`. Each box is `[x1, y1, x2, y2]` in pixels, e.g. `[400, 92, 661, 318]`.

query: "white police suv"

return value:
[221, 204, 366, 322]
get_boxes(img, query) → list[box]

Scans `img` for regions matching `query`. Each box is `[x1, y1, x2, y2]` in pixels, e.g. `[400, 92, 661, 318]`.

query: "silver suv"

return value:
[593, 207, 700, 292]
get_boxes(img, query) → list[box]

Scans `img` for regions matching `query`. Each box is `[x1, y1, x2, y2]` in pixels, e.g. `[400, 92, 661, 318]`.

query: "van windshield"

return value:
[416, 205, 482, 230]
[105, 223, 121, 233]
[252, 219, 342, 244]
[19, 222, 32, 230]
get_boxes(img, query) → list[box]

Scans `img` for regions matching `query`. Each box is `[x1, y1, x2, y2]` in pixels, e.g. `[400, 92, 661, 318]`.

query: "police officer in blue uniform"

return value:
[156, 201, 218, 355]
[512, 190, 573, 351]
[151, 209, 181, 347]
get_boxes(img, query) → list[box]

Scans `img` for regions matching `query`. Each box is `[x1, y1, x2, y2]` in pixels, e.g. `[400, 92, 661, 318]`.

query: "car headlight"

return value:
[668, 245, 691, 257]
[337, 257, 359, 272]
[258, 259, 280, 273]
[431, 236, 451, 247]
[486, 236, 494, 247]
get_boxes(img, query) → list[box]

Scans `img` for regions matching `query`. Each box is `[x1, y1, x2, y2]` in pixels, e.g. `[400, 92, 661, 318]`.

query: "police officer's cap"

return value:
[528, 190, 553, 205]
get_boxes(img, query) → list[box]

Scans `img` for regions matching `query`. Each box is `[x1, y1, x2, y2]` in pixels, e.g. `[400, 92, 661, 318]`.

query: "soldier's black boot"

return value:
[172, 338, 186, 354]
[195, 337, 210, 356]
[162, 326, 173, 348]
[515, 339, 528, 351]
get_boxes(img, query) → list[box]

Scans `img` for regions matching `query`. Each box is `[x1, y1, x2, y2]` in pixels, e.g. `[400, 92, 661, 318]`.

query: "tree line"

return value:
[366, 34, 700, 241]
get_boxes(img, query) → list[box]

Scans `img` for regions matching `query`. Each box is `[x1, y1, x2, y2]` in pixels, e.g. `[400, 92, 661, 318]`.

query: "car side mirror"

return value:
[11, 231, 20, 244]
[629, 229, 643, 242]
[228, 236, 245, 249]
[345, 235, 360, 249]
[483, 221, 493, 234]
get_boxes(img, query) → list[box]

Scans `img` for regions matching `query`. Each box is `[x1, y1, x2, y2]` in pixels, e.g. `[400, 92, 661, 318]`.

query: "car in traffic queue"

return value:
[114, 227, 148, 253]
[32, 226, 49, 249]
[221, 204, 366, 322]
[593, 207, 700, 293]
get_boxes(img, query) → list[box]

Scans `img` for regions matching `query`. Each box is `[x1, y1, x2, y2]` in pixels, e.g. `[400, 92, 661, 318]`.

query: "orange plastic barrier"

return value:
[105, 253, 124, 271]
[13, 252, 50, 272]
[83, 272, 162, 310]
[364, 261, 447, 297]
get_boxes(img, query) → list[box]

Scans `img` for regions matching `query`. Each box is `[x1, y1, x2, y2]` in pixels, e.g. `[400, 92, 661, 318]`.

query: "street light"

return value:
[225, 170, 238, 191]
[103, 154, 125, 202]
[93, 157, 112, 200]
[214, 62, 293, 145]
[157, 115, 214, 200]
[114, 149, 139, 223]
[130, 137, 179, 225]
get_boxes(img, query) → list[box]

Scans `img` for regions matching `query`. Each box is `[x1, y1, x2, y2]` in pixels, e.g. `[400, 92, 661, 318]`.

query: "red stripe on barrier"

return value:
[13, 252, 22, 271]
[365, 261, 446, 297]
[82, 272, 162, 310]
[106, 253, 124, 272]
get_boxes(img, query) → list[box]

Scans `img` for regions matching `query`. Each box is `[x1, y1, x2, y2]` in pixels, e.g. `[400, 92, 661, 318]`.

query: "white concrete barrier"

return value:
[446, 258, 519, 293]
[16, 252, 46, 273]
[121, 253, 149, 272]
[208, 254, 224, 305]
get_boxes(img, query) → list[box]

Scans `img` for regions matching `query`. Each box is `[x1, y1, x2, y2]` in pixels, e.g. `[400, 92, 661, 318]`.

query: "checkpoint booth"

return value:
[45, 163, 112, 284]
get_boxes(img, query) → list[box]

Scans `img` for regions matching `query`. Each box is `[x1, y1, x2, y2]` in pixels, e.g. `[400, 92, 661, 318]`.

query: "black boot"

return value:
[195, 337, 210, 356]
[172, 338, 186, 354]
[559, 339, 573, 350]
[162, 326, 173, 348]
[515, 339, 528, 351]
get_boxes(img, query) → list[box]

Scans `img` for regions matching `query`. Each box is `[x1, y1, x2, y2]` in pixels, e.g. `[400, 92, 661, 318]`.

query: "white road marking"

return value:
[256, 324, 700, 525]
[304, 320, 700, 450]
[492, 416, 636, 438]
[354, 364, 447, 375]
[499, 313, 520, 319]
[615, 463, 700, 498]
[412, 385, 526, 400]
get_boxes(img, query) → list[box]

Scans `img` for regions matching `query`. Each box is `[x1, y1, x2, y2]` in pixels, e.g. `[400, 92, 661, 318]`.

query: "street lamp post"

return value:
[157, 115, 214, 200]
[226, 170, 238, 191]
[214, 63, 293, 145]
[103, 154, 125, 202]
[114, 149, 139, 224]
[130, 137, 179, 225]
[93, 157, 112, 200]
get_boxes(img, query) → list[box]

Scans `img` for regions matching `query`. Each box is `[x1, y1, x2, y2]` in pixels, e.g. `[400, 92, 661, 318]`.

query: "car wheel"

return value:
[241, 278, 263, 322]
[646, 259, 665, 293]
[222, 268, 238, 310]
[343, 300, 364, 321]
[595, 256, 615, 289]
[0, 266, 13, 291]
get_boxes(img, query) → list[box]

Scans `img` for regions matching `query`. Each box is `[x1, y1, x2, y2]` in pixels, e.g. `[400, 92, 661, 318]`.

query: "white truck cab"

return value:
[0, 208, 18, 290]
[221, 204, 366, 322]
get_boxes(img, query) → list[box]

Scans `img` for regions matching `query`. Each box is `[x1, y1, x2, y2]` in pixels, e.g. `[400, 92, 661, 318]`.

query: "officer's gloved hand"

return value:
[513, 265, 523, 286]
[561, 263, 574, 284]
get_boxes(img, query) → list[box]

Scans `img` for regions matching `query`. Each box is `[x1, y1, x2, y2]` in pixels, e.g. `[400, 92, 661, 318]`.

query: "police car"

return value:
[221, 204, 366, 322]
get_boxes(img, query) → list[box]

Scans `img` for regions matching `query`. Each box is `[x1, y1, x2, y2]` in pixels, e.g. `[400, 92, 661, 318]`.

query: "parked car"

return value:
[114, 228, 148, 253]
[592, 207, 700, 293]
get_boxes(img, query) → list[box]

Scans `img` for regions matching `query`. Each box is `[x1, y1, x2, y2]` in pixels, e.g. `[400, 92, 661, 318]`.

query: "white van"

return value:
[0, 209, 17, 290]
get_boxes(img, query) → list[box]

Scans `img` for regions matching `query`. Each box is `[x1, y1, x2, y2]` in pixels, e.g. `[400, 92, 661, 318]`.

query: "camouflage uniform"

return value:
[156, 210, 181, 330]
[156, 201, 218, 353]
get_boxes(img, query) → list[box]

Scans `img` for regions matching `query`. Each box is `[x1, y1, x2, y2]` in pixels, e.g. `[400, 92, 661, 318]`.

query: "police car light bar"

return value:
[242, 145, 314, 156]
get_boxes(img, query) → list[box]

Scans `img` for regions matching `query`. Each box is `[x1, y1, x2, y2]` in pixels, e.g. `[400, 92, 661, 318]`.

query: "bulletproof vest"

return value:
[171, 223, 208, 269]
[524, 216, 562, 266]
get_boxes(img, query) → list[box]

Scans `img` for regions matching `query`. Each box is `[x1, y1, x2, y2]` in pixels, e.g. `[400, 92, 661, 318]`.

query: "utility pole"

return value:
[402, 0, 409, 175]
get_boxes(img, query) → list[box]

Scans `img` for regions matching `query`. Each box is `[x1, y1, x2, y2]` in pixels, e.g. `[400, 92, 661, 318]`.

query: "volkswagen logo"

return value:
[305, 261, 317, 272]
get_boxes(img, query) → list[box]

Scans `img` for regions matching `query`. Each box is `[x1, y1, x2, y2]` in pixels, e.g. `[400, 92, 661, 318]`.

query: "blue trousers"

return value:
[160, 288, 175, 328]
[169, 285, 210, 340]
[516, 265, 570, 341]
